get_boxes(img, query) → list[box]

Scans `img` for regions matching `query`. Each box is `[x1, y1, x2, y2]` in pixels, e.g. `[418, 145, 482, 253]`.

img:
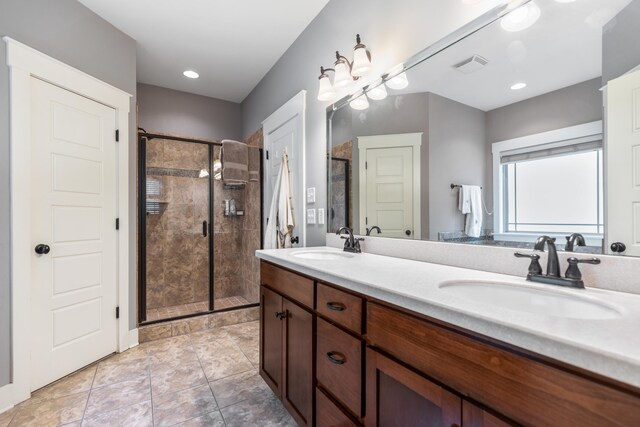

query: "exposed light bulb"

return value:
[385, 72, 409, 90]
[349, 94, 369, 110]
[367, 84, 387, 101]
[500, 2, 541, 32]
[183, 70, 199, 79]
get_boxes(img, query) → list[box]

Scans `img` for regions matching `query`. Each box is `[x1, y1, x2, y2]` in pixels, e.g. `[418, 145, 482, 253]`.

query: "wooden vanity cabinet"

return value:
[260, 263, 314, 427]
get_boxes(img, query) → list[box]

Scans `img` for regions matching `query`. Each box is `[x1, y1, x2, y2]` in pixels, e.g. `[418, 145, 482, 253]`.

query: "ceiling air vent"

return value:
[453, 55, 489, 74]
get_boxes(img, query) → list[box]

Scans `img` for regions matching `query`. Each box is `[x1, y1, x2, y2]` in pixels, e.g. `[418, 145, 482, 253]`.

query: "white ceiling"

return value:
[78, 0, 329, 103]
[398, 0, 632, 111]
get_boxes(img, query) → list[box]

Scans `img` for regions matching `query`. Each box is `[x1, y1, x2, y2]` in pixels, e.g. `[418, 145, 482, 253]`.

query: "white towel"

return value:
[458, 185, 482, 238]
[264, 153, 295, 249]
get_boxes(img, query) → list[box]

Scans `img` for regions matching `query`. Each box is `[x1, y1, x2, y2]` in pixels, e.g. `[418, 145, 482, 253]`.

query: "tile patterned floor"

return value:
[146, 297, 252, 322]
[0, 321, 296, 427]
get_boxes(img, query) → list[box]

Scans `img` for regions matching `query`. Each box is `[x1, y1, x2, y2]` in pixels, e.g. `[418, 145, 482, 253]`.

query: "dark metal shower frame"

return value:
[137, 131, 262, 326]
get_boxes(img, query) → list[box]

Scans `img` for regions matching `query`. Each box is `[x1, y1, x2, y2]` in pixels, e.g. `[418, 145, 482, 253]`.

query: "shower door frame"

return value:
[137, 131, 262, 325]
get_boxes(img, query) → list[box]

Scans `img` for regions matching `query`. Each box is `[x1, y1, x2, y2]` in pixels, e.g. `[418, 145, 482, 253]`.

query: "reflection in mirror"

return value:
[327, 0, 639, 256]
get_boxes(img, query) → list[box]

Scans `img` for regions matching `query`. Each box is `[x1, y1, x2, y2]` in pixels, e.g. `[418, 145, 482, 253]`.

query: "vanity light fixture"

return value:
[349, 94, 370, 110]
[510, 82, 527, 90]
[316, 34, 372, 101]
[183, 70, 199, 79]
[385, 71, 409, 90]
[500, 2, 541, 32]
[367, 83, 388, 101]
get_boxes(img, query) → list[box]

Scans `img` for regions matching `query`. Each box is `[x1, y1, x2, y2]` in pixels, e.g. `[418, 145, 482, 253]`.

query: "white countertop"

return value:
[256, 247, 640, 388]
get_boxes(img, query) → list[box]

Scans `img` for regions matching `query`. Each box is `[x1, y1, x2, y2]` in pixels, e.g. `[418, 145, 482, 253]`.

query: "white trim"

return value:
[357, 133, 422, 239]
[491, 121, 603, 235]
[2, 37, 131, 408]
[262, 91, 307, 247]
[129, 329, 139, 349]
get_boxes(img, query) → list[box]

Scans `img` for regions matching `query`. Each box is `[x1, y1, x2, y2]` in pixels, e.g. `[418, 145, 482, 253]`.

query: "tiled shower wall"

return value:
[145, 138, 210, 309]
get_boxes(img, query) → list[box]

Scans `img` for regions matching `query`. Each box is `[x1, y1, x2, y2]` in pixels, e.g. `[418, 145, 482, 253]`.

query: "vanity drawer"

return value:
[316, 387, 359, 427]
[316, 318, 363, 417]
[260, 261, 313, 309]
[316, 282, 363, 334]
[367, 302, 640, 427]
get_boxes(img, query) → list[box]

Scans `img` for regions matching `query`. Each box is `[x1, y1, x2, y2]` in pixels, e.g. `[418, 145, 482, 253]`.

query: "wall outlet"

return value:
[317, 208, 325, 225]
[306, 208, 316, 225]
[306, 187, 316, 204]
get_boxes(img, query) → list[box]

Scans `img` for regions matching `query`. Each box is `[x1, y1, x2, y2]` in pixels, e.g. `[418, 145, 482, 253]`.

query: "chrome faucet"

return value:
[336, 227, 363, 253]
[565, 233, 586, 252]
[534, 235, 561, 277]
[366, 226, 382, 236]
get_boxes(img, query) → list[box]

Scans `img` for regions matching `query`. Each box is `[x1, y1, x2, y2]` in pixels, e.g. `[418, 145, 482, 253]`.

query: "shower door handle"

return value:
[202, 221, 208, 237]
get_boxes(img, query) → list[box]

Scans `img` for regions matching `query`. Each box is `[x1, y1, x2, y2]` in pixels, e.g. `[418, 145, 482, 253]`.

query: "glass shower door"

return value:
[142, 136, 212, 322]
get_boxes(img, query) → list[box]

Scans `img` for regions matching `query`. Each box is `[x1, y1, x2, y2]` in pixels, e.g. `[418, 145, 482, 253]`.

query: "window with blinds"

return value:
[501, 139, 603, 235]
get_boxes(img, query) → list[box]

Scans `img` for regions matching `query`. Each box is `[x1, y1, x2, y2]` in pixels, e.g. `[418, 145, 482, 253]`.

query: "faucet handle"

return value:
[565, 257, 601, 281]
[514, 252, 543, 276]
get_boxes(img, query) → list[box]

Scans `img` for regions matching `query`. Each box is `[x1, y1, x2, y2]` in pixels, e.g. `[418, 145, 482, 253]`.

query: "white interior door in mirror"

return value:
[606, 67, 640, 256]
[30, 77, 118, 390]
[358, 134, 421, 239]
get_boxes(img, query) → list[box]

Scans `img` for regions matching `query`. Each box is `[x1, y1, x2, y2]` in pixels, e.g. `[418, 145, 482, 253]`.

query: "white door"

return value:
[606, 68, 640, 256]
[263, 92, 305, 247]
[30, 77, 118, 390]
[363, 147, 415, 239]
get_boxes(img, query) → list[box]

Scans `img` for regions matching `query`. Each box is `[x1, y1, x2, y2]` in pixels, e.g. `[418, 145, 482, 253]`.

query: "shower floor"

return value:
[146, 296, 251, 322]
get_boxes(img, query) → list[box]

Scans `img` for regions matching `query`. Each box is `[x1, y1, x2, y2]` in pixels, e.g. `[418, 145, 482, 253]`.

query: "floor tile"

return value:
[32, 365, 97, 402]
[152, 384, 218, 427]
[81, 401, 152, 427]
[0, 407, 17, 427]
[150, 361, 207, 396]
[172, 410, 225, 427]
[9, 391, 88, 427]
[196, 340, 253, 381]
[209, 370, 270, 408]
[85, 377, 151, 418]
[189, 328, 229, 346]
[93, 358, 149, 388]
[220, 391, 296, 427]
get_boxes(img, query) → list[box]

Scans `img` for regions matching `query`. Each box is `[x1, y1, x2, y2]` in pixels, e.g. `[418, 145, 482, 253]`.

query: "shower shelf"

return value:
[224, 210, 244, 217]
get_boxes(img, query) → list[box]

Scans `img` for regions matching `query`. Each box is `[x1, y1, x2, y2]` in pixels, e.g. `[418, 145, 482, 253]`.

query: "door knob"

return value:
[610, 242, 626, 253]
[405, 229, 412, 236]
[35, 244, 50, 255]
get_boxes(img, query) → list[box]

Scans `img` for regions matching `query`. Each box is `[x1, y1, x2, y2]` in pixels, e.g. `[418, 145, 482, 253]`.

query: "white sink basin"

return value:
[291, 249, 354, 260]
[439, 281, 622, 320]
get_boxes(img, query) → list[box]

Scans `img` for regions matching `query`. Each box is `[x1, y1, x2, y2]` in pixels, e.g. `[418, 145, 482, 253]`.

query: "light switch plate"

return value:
[317, 208, 325, 225]
[306, 208, 316, 225]
[306, 187, 316, 204]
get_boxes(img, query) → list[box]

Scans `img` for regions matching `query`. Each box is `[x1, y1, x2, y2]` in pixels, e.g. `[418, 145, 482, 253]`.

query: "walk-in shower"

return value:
[138, 132, 262, 324]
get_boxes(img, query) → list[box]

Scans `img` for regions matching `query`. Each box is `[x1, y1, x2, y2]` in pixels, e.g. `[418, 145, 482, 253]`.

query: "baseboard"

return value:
[128, 328, 139, 349]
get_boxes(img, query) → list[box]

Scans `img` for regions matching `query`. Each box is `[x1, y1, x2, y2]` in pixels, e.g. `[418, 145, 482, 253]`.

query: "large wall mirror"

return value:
[327, 0, 640, 256]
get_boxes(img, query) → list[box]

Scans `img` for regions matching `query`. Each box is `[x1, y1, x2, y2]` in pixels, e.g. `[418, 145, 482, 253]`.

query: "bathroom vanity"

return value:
[256, 248, 640, 427]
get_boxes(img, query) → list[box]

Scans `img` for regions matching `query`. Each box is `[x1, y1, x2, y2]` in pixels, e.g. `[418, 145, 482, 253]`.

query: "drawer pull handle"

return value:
[326, 302, 346, 312]
[326, 351, 346, 365]
[275, 311, 286, 320]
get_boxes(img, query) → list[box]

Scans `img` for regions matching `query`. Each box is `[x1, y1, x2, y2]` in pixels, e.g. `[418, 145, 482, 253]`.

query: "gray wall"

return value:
[603, 0, 640, 84]
[137, 83, 242, 141]
[241, 0, 501, 246]
[428, 94, 486, 240]
[0, 0, 137, 386]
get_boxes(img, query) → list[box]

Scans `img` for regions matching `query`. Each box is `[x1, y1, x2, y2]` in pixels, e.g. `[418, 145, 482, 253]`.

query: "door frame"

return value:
[2, 37, 131, 409]
[262, 91, 307, 247]
[357, 133, 422, 238]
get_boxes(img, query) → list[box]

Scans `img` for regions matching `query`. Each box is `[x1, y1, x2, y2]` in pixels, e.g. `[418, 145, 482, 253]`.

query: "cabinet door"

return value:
[463, 401, 513, 427]
[260, 286, 283, 397]
[366, 348, 461, 427]
[282, 298, 314, 426]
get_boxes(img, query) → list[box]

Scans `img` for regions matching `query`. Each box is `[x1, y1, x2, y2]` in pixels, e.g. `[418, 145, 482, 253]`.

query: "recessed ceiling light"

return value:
[500, 2, 541, 32]
[183, 70, 199, 79]
[510, 82, 527, 90]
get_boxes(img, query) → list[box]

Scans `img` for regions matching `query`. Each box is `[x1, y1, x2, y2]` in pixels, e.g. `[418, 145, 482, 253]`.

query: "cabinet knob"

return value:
[326, 302, 345, 312]
[326, 351, 346, 365]
[610, 242, 626, 253]
[275, 311, 286, 320]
